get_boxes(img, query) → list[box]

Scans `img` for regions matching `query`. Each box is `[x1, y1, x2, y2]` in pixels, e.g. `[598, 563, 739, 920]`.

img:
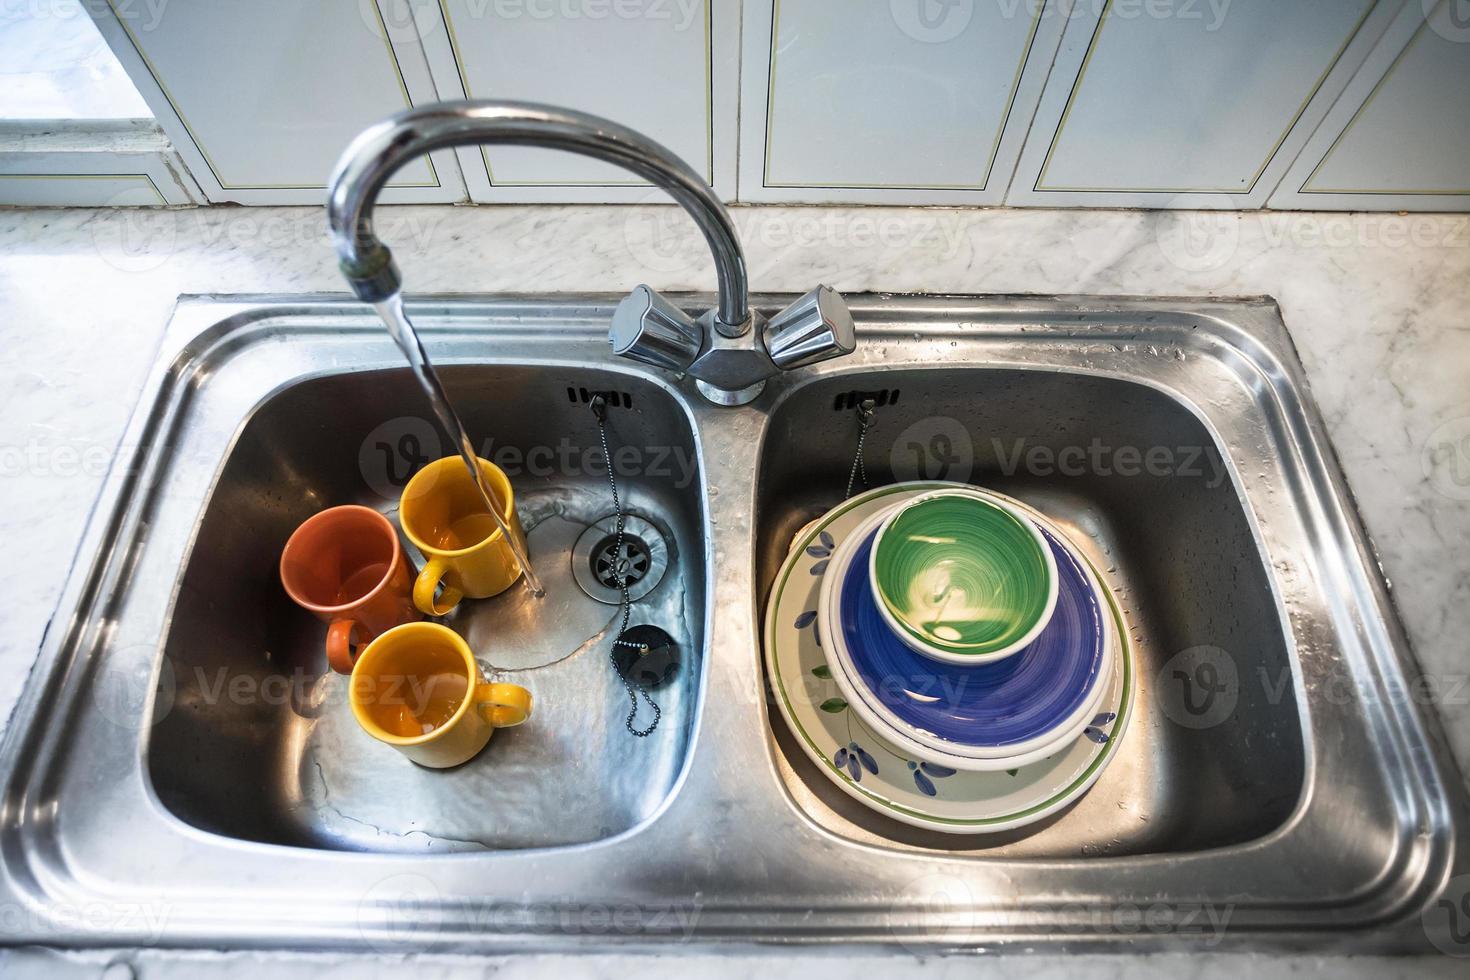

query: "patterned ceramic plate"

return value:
[821, 506, 1110, 764]
[765, 482, 1134, 834]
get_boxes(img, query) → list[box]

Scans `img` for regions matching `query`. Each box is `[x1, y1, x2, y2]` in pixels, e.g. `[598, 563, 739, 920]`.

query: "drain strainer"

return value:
[571, 514, 670, 605]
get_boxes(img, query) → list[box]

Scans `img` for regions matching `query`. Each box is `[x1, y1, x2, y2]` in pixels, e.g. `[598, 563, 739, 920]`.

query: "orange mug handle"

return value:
[326, 619, 361, 674]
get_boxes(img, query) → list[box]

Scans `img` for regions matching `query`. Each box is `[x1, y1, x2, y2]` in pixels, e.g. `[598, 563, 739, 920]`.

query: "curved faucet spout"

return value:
[329, 100, 855, 406]
[326, 99, 750, 331]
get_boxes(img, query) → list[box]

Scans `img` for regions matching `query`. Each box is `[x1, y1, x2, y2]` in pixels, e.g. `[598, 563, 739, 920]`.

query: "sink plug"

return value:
[612, 625, 680, 690]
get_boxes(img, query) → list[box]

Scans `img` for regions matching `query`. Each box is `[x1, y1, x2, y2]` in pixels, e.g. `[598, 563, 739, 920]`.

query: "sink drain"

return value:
[593, 534, 651, 589]
[571, 514, 669, 605]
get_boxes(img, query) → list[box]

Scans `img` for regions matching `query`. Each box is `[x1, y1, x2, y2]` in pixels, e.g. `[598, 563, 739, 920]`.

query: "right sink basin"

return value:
[755, 368, 1304, 856]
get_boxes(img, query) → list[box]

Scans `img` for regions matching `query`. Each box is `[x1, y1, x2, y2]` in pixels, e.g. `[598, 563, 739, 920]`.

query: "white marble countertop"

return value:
[0, 203, 1466, 976]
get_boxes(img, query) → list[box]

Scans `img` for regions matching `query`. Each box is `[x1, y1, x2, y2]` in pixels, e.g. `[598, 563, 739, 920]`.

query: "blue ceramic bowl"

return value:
[835, 521, 1107, 755]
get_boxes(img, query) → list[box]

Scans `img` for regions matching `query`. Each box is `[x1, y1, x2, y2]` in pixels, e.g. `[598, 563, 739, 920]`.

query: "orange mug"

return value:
[280, 505, 421, 674]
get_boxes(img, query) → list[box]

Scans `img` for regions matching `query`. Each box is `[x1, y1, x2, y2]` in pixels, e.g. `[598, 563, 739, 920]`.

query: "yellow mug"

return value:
[349, 622, 532, 768]
[399, 456, 528, 615]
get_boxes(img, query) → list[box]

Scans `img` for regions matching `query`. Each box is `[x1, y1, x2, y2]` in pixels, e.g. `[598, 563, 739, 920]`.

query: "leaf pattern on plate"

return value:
[1083, 711, 1117, 744]
[794, 609, 822, 648]
[836, 742, 877, 781]
[907, 760, 956, 797]
[819, 697, 848, 713]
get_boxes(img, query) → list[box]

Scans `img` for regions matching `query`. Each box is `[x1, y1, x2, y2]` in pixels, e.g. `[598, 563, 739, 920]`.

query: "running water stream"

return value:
[373, 293, 546, 597]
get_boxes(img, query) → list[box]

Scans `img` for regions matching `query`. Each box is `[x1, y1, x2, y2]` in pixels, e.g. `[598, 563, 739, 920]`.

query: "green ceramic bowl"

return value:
[869, 489, 1058, 662]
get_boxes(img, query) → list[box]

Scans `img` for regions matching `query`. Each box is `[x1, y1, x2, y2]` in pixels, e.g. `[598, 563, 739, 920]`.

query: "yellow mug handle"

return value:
[476, 682, 532, 728]
[413, 557, 464, 616]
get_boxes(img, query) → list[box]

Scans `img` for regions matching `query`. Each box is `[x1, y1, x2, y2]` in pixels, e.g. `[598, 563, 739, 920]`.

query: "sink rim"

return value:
[0, 292, 1461, 953]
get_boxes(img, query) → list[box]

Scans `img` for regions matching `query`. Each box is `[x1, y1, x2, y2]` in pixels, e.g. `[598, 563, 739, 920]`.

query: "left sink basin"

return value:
[153, 361, 707, 852]
[55, 303, 706, 854]
[154, 372, 699, 851]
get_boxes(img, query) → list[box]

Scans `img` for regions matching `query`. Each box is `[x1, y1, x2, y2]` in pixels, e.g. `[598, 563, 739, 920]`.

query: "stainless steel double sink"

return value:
[0, 294, 1463, 952]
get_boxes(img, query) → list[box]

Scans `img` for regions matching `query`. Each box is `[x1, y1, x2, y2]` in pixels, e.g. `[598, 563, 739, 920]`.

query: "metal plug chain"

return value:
[592, 396, 661, 737]
[844, 398, 877, 499]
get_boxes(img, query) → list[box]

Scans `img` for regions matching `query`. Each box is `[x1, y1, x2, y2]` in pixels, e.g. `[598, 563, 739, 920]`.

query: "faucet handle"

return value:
[764, 285, 857, 370]
[610, 285, 703, 372]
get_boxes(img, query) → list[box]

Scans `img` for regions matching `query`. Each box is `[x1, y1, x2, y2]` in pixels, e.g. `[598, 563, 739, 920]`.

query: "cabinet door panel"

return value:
[1305, 6, 1470, 194]
[1269, 0, 1470, 211]
[758, 0, 1044, 191]
[422, 0, 733, 201]
[91, 0, 464, 203]
[736, 0, 1067, 204]
[1008, 0, 1390, 208]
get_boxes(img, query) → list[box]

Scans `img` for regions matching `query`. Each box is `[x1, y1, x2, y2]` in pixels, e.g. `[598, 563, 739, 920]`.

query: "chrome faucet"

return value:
[326, 100, 855, 406]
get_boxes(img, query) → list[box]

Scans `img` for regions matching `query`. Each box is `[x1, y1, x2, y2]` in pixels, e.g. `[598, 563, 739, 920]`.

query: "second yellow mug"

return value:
[400, 456, 528, 615]
[350, 622, 532, 768]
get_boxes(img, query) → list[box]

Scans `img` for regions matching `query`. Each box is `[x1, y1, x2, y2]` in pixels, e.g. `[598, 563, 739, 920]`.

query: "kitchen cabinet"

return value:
[63, 0, 1469, 211]
[414, 0, 738, 202]
[738, 0, 1066, 204]
[1270, 0, 1470, 210]
[1006, 0, 1391, 208]
[86, 0, 465, 204]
